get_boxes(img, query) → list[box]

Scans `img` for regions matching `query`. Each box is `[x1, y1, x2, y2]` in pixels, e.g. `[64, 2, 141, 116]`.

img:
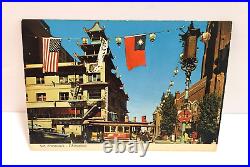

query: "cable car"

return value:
[104, 125, 130, 141]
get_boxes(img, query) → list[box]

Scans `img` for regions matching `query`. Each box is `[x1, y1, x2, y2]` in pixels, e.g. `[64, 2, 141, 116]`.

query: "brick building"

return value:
[176, 21, 232, 108]
[153, 21, 232, 138]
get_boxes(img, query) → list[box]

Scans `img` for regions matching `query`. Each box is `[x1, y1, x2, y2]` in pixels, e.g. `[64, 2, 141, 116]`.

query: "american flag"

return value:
[42, 37, 61, 73]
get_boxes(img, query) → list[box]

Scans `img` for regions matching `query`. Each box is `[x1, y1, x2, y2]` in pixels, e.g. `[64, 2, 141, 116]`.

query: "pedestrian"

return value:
[97, 131, 100, 142]
[83, 132, 88, 144]
[62, 126, 65, 134]
[70, 132, 75, 145]
[184, 132, 189, 143]
[171, 134, 176, 142]
[141, 132, 148, 143]
[99, 131, 104, 143]
[191, 131, 197, 144]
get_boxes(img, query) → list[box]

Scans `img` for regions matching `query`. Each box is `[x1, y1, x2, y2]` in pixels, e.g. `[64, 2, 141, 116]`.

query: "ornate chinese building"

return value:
[78, 22, 129, 123]
[23, 20, 129, 141]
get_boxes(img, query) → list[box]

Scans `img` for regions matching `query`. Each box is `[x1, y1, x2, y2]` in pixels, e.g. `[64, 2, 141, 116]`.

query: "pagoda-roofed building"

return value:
[77, 22, 129, 124]
[84, 21, 107, 43]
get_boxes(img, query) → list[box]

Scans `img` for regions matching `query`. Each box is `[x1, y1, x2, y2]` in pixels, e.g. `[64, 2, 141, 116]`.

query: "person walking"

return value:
[83, 132, 88, 144]
[99, 131, 104, 143]
[70, 132, 75, 145]
[184, 132, 190, 143]
[62, 126, 65, 134]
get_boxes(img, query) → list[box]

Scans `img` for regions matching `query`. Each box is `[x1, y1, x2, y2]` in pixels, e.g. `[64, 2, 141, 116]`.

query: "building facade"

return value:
[176, 21, 232, 114]
[79, 22, 129, 123]
[23, 20, 129, 139]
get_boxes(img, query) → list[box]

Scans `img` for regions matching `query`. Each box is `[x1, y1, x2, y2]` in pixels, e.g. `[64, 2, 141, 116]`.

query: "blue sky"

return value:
[45, 20, 207, 122]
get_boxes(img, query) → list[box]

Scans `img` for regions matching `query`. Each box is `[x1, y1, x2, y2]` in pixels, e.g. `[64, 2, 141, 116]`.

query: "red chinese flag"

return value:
[124, 35, 146, 70]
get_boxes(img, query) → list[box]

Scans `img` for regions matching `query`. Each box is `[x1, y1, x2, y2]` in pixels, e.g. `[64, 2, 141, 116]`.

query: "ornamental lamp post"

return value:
[179, 21, 201, 143]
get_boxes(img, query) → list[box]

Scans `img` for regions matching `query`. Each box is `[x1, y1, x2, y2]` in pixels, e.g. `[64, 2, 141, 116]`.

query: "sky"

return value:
[45, 20, 207, 122]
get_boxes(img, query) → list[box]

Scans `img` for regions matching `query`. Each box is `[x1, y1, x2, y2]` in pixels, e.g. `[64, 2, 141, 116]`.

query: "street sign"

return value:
[178, 110, 192, 123]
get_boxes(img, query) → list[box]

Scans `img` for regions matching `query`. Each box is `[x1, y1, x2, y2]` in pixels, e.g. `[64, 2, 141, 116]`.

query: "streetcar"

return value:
[103, 125, 131, 141]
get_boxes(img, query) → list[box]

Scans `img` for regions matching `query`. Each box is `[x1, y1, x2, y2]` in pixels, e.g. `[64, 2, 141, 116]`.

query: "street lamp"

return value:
[179, 21, 201, 143]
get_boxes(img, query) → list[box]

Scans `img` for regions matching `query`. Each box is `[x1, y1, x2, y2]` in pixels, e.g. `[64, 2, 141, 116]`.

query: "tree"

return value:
[160, 93, 177, 136]
[197, 93, 221, 144]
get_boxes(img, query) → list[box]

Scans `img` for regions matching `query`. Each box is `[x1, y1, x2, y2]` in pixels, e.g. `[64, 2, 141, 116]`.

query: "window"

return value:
[88, 73, 101, 82]
[88, 89, 101, 99]
[112, 113, 118, 121]
[79, 75, 83, 83]
[88, 75, 92, 82]
[77, 95, 82, 100]
[36, 93, 46, 102]
[118, 126, 123, 133]
[110, 126, 116, 132]
[26, 93, 28, 101]
[36, 77, 44, 84]
[59, 92, 69, 100]
[59, 76, 68, 84]
[105, 126, 110, 132]
[124, 127, 129, 133]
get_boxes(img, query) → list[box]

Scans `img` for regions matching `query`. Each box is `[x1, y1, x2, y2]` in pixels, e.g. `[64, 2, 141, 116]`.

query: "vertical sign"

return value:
[105, 86, 109, 121]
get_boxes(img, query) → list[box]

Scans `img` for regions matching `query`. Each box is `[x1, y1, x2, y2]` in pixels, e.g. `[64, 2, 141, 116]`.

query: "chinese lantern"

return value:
[149, 33, 156, 42]
[201, 32, 211, 43]
[166, 88, 171, 95]
[173, 67, 179, 76]
[170, 81, 174, 87]
[179, 53, 184, 61]
[82, 37, 88, 44]
[115, 37, 122, 46]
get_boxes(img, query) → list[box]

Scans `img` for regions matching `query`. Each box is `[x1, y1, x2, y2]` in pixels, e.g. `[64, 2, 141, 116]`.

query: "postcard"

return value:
[22, 19, 232, 152]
